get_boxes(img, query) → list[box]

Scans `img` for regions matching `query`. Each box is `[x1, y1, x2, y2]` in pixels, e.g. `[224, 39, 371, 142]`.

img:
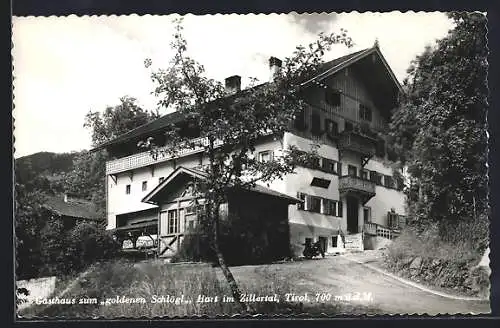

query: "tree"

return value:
[15, 181, 47, 279]
[84, 96, 159, 147]
[389, 13, 488, 233]
[143, 19, 353, 312]
[66, 97, 159, 215]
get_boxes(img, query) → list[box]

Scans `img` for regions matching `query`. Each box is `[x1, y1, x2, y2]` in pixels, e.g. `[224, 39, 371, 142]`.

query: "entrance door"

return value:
[346, 196, 359, 233]
[318, 236, 327, 253]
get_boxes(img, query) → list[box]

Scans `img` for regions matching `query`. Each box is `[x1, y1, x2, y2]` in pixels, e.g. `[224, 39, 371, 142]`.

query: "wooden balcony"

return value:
[338, 175, 376, 204]
[363, 222, 400, 240]
[106, 137, 221, 175]
[338, 130, 377, 157]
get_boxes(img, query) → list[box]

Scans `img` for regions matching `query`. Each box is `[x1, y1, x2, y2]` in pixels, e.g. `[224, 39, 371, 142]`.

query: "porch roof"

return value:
[112, 219, 158, 235]
[142, 166, 301, 205]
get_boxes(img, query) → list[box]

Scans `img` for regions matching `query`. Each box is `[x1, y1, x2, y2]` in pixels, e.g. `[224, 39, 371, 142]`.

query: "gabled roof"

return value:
[142, 166, 300, 205]
[301, 45, 403, 93]
[92, 45, 402, 151]
[43, 194, 101, 221]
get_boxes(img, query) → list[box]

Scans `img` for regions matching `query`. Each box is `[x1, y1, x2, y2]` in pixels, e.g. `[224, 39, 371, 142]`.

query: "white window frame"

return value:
[258, 150, 273, 162]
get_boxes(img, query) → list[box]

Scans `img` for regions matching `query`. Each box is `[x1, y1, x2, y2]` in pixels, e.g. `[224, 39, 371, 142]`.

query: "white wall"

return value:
[106, 153, 201, 230]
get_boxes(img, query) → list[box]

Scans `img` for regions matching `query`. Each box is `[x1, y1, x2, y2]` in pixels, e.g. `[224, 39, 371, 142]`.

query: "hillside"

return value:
[15, 151, 81, 192]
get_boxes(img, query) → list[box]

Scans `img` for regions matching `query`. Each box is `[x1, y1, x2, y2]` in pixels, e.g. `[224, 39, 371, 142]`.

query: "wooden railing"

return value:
[338, 130, 377, 156]
[338, 175, 376, 196]
[106, 137, 222, 175]
[363, 222, 400, 240]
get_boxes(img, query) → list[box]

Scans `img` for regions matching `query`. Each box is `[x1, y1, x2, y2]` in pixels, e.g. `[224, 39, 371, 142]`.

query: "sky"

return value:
[12, 12, 455, 158]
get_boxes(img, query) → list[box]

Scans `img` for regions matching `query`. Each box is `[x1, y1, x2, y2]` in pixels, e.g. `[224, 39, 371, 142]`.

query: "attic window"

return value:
[310, 177, 331, 189]
[294, 109, 307, 131]
[359, 104, 372, 122]
[325, 90, 341, 107]
[311, 111, 321, 135]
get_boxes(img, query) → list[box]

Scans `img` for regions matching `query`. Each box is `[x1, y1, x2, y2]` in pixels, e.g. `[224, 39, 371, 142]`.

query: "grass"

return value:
[387, 219, 487, 263]
[19, 259, 348, 318]
[385, 219, 490, 297]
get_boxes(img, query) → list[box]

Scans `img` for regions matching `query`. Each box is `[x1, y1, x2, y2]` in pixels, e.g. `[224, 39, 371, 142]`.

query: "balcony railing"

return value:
[363, 222, 400, 240]
[106, 137, 221, 175]
[338, 130, 377, 157]
[338, 175, 376, 203]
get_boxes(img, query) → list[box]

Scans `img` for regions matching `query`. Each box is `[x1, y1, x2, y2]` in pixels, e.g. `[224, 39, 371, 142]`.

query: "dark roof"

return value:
[43, 195, 101, 221]
[92, 46, 400, 151]
[142, 166, 301, 204]
[92, 110, 185, 151]
[241, 184, 302, 203]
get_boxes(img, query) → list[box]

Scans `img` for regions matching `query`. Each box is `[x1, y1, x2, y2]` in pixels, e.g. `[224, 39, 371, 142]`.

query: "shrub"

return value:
[66, 222, 121, 272]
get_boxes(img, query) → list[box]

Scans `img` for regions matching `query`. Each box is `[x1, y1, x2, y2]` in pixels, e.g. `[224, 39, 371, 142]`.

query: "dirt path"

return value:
[228, 255, 490, 315]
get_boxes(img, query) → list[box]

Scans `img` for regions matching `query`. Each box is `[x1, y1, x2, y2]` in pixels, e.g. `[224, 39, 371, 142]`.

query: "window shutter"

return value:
[297, 192, 304, 210]
[337, 162, 342, 176]
[321, 199, 327, 215]
[337, 200, 343, 217]
[304, 195, 311, 211]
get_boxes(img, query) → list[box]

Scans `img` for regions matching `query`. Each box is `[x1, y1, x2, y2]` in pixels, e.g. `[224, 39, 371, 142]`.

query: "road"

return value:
[228, 253, 490, 315]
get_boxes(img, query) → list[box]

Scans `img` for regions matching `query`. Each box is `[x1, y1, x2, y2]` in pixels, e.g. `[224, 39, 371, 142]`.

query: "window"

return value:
[344, 121, 353, 132]
[325, 119, 339, 138]
[168, 210, 179, 234]
[311, 111, 321, 135]
[142, 181, 148, 191]
[322, 158, 340, 175]
[159, 177, 165, 184]
[348, 165, 358, 177]
[361, 169, 369, 180]
[125, 184, 131, 194]
[258, 150, 273, 162]
[387, 211, 399, 229]
[309, 196, 322, 213]
[384, 175, 394, 189]
[370, 171, 382, 185]
[363, 207, 371, 223]
[311, 177, 331, 189]
[325, 90, 341, 107]
[294, 109, 307, 131]
[376, 137, 386, 158]
[359, 104, 372, 122]
[321, 199, 332, 215]
[322, 199, 341, 216]
[299, 193, 342, 217]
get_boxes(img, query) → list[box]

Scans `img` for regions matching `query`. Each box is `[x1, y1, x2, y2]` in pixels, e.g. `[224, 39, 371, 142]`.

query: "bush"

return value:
[385, 220, 489, 296]
[38, 220, 121, 276]
[67, 221, 121, 270]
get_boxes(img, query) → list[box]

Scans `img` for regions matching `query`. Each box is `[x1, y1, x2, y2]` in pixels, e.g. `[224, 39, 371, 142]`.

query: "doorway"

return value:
[318, 236, 327, 253]
[347, 196, 359, 233]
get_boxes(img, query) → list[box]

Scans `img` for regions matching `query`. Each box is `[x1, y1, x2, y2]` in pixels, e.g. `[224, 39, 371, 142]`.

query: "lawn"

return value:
[18, 258, 380, 318]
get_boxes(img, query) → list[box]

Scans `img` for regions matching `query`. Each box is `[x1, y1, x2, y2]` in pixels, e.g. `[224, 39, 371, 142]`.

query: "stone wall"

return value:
[384, 255, 489, 298]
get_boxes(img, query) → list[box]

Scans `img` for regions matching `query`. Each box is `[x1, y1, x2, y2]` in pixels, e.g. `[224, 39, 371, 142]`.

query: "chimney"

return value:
[225, 75, 241, 94]
[269, 56, 282, 81]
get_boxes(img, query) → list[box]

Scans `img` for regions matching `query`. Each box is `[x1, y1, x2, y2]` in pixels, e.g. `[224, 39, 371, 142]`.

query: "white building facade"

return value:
[98, 44, 407, 256]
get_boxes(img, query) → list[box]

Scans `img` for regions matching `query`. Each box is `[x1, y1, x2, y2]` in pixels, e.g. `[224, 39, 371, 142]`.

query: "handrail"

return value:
[106, 136, 222, 175]
[363, 222, 400, 240]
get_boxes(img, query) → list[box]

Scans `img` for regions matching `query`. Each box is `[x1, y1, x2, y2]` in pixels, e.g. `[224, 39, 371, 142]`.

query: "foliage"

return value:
[37, 220, 121, 276]
[84, 96, 159, 147]
[64, 151, 107, 217]
[389, 12, 488, 232]
[66, 221, 122, 269]
[143, 18, 353, 311]
[15, 182, 47, 280]
[64, 97, 158, 215]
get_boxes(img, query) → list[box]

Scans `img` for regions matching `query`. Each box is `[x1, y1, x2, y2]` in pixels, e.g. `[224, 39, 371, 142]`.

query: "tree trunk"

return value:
[211, 202, 252, 313]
